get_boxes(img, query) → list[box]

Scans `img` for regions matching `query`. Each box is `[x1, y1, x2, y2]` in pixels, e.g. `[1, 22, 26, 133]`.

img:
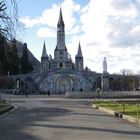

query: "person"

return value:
[47, 90, 51, 96]
[25, 90, 28, 97]
[80, 88, 83, 92]
[96, 88, 100, 99]
[59, 91, 61, 95]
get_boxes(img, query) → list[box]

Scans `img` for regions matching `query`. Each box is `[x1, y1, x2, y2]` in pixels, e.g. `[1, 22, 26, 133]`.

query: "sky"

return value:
[17, 0, 140, 74]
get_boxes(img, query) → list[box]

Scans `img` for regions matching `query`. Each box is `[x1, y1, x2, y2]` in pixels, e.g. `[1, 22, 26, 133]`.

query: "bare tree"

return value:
[119, 69, 138, 91]
[120, 69, 133, 76]
[0, 0, 23, 40]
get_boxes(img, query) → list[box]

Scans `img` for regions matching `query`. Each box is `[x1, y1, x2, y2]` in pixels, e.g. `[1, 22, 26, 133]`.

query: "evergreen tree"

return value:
[0, 35, 5, 75]
[8, 39, 20, 75]
[0, 34, 8, 75]
[21, 43, 33, 74]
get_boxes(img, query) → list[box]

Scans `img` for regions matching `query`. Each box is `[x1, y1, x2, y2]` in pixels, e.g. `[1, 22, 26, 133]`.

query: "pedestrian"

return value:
[25, 90, 28, 97]
[47, 90, 51, 96]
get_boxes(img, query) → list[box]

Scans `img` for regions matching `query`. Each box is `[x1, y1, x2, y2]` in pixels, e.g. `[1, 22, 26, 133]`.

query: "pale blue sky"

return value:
[18, 0, 140, 74]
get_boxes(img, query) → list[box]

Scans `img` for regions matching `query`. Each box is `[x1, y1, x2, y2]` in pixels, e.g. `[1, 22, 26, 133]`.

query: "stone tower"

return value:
[54, 8, 68, 61]
[75, 42, 83, 71]
[41, 41, 48, 72]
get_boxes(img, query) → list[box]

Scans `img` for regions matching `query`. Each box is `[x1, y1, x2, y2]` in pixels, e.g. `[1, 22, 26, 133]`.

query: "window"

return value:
[60, 62, 63, 68]
[59, 51, 63, 55]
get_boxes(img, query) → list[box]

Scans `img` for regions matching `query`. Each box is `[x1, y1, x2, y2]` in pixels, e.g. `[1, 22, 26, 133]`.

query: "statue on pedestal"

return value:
[101, 57, 109, 91]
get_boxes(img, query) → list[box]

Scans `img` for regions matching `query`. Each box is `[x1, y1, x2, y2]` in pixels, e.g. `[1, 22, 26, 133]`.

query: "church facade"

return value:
[37, 8, 102, 93]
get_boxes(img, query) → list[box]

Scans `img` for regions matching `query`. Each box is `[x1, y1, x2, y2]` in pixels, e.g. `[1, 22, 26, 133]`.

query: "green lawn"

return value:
[96, 101, 140, 119]
[0, 100, 10, 112]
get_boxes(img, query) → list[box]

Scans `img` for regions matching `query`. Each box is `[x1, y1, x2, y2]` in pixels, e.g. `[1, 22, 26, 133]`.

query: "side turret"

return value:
[75, 42, 83, 71]
[41, 41, 49, 72]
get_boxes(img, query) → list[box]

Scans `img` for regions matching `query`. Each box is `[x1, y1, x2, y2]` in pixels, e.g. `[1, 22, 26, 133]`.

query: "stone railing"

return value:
[66, 91, 97, 98]
[101, 91, 140, 98]
[65, 91, 140, 98]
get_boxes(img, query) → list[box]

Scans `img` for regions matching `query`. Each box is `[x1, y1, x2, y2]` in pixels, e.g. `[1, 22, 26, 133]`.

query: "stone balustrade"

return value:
[66, 91, 140, 98]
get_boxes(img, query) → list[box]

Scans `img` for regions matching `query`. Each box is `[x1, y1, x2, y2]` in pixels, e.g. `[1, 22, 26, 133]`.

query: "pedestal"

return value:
[101, 73, 109, 91]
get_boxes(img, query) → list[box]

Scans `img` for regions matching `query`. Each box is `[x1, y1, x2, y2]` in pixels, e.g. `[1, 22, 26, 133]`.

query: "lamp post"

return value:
[19, 64, 21, 74]
[133, 77, 135, 91]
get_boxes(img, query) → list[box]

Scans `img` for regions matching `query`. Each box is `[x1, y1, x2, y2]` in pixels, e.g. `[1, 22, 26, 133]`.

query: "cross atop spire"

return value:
[41, 41, 48, 58]
[76, 42, 83, 57]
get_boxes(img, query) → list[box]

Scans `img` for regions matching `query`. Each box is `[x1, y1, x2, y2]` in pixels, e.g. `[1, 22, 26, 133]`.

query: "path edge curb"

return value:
[91, 104, 140, 126]
[0, 104, 17, 118]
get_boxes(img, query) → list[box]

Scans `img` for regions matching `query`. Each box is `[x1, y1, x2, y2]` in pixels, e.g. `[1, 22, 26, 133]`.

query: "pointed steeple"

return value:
[57, 7, 64, 29]
[76, 42, 83, 57]
[75, 42, 84, 71]
[41, 41, 48, 58]
[55, 7, 67, 60]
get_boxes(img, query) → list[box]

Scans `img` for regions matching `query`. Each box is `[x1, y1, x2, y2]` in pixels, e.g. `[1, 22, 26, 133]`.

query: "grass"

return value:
[0, 100, 10, 112]
[96, 100, 140, 119]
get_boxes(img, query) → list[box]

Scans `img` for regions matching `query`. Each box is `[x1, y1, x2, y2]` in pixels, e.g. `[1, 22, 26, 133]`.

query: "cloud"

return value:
[20, 16, 40, 27]
[74, 0, 140, 73]
[37, 27, 56, 38]
[20, 0, 82, 41]
[20, 0, 140, 74]
[111, 0, 132, 10]
[20, 0, 81, 35]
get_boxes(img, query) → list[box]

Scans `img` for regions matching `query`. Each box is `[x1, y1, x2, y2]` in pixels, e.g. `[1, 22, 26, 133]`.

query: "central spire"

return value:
[57, 7, 64, 31]
[54, 7, 67, 60]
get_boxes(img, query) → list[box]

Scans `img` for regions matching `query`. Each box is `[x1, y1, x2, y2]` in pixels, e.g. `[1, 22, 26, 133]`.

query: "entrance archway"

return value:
[56, 76, 74, 93]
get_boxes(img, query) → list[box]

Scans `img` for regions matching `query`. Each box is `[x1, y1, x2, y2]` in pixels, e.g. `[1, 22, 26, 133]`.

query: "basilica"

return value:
[38, 8, 103, 93]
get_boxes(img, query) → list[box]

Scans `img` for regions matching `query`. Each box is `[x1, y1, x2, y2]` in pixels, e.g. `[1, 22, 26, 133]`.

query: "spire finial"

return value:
[79, 41, 81, 47]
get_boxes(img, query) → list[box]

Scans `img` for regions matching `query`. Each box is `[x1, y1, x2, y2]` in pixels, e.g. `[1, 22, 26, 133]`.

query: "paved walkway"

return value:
[0, 95, 140, 140]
